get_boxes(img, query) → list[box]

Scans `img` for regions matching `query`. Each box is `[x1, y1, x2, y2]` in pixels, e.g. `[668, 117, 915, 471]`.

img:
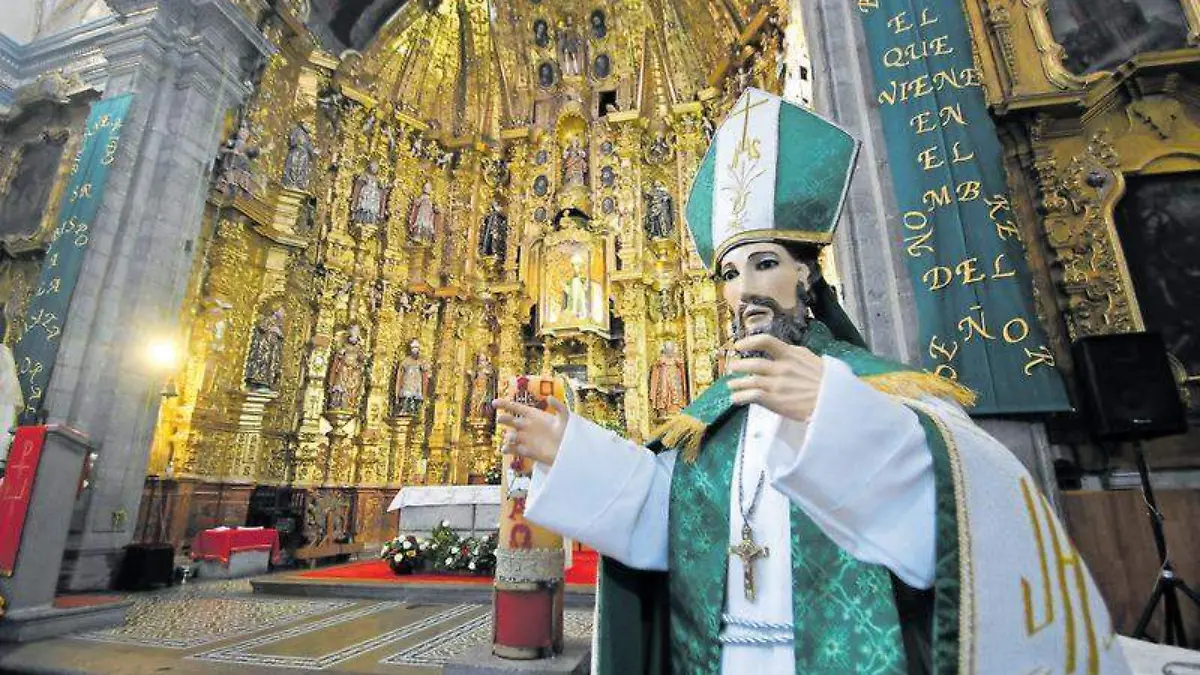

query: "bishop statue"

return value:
[493, 89, 1131, 675]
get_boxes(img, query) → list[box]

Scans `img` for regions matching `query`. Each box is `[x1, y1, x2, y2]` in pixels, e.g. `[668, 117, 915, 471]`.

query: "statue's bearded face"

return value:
[718, 241, 817, 352]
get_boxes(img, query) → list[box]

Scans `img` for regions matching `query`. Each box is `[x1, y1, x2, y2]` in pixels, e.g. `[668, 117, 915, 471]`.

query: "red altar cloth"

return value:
[190, 527, 280, 566]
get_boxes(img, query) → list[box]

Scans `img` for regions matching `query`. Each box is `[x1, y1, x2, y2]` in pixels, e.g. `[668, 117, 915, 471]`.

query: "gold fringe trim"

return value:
[862, 371, 978, 408]
[651, 413, 707, 463]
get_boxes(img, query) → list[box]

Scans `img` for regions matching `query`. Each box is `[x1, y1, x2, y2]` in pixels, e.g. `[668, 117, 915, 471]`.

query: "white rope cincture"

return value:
[721, 614, 793, 633]
[717, 633, 794, 646]
[718, 614, 794, 646]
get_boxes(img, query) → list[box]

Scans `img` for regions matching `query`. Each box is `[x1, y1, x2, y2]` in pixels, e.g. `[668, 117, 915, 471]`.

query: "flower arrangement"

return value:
[484, 463, 502, 485]
[379, 521, 498, 576]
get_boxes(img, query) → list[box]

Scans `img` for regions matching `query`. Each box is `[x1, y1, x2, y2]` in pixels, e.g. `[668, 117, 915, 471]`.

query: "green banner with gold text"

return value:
[13, 94, 134, 422]
[858, 0, 1068, 414]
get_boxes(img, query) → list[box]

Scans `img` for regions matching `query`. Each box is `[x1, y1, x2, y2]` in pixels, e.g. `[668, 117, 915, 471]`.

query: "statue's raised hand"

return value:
[493, 396, 569, 466]
[726, 333, 825, 422]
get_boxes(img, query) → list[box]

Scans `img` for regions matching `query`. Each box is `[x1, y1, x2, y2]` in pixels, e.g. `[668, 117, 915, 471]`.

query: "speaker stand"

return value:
[1130, 442, 1200, 646]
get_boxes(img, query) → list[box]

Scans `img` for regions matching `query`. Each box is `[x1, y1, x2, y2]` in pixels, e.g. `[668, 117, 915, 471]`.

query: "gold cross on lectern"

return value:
[728, 523, 769, 601]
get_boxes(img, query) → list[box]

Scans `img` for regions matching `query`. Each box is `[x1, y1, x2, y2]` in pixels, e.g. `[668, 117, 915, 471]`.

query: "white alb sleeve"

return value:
[525, 413, 675, 571]
[766, 356, 937, 589]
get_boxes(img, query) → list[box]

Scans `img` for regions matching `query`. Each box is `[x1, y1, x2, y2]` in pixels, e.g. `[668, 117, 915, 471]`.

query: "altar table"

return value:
[190, 526, 280, 579]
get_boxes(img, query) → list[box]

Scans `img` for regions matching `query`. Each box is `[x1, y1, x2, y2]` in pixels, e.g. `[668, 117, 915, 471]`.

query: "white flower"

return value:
[445, 557, 454, 566]
[402, 540, 412, 550]
[441, 520, 451, 528]
[393, 553, 403, 563]
[380, 545, 389, 557]
[468, 562, 476, 571]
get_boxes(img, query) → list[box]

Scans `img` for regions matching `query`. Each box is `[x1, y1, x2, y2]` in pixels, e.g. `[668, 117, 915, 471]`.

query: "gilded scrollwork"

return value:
[144, 0, 792, 531]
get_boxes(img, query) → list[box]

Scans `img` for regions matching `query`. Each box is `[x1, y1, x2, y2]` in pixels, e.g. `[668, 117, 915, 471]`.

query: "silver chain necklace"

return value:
[729, 421, 769, 601]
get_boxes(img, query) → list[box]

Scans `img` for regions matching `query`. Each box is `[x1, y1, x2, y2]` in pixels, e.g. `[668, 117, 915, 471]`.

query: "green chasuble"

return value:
[592, 321, 967, 675]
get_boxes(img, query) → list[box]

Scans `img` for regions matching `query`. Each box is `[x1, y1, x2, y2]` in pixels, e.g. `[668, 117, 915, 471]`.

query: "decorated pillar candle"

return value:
[492, 375, 572, 659]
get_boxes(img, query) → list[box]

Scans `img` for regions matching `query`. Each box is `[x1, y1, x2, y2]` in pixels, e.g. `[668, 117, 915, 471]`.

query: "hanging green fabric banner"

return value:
[858, 1, 1068, 414]
[13, 93, 135, 422]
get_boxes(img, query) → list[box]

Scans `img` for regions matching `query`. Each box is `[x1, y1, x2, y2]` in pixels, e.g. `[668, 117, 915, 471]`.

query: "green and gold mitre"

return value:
[685, 88, 859, 269]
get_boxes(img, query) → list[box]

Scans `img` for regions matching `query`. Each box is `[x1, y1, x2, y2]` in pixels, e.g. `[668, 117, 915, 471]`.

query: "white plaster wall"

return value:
[0, 0, 112, 44]
[0, 0, 40, 44]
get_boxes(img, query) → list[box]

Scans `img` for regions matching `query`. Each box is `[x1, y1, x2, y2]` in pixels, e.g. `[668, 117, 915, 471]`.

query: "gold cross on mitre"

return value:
[728, 523, 769, 601]
[727, 91, 769, 165]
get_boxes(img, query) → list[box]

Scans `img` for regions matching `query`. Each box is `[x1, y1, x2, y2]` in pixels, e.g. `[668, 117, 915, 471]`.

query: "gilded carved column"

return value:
[616, 285, 651, 441]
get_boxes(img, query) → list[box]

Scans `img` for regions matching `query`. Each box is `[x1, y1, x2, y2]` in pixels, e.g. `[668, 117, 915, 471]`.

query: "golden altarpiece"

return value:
[129, 0, 796, 556]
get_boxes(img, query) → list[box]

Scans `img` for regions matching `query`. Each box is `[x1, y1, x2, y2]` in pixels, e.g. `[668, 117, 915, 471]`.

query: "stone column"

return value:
[45, 0, 272, 590]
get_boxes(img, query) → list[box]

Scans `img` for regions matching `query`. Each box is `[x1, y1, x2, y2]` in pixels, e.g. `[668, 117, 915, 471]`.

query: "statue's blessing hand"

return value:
[493, 396, 569, 466]
[726, 333, 825, 422]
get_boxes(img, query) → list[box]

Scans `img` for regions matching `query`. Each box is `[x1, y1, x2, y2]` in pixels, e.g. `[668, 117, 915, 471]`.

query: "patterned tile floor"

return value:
[0, 576, 594, 675]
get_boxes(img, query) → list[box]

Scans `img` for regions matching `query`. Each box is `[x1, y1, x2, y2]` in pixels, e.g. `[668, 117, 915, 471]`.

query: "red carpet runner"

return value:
[299, 549, 598, 586]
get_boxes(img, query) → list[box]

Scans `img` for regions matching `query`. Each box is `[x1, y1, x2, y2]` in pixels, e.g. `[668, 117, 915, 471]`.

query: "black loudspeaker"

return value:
[1072, 332, 1188, 441]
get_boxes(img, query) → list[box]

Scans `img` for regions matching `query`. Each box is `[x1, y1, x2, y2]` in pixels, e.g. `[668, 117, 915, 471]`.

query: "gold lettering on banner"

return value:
[923, 185, 952, 210]
[955, 258, 984, 285]
[1004, 318, 1030, 344]
[905, 230, 935, 258]
[905, 207, 936, 257]
[993, 254, 1017, 279]
[956, 180, 981, 201]
[1023, 346, 1056, 376]
[958, 305, 996, 341]
[923, 266, 953, 291]
[929, 334, 959, 363]
[995, 219, 1020, 241]
[102, 137, 119, 166]
[918, 147, 945, 171]
[888, 11, 913, 33]
[940, 104, 967, 127]
[70, 183, 94, 203]
[882, 35, 956, 68]
[910, 111, 936, 134]
[858, 0, 879, 13]
[951, 142, 976, 164]
[929, 335, 960, 380]
[985, 194, 1010, 219]
[903, 210, 928, 230]
[919, 7, 938, 26]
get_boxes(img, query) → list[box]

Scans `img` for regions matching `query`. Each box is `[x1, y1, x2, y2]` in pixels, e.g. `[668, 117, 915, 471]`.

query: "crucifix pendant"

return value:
[728, 523, 769, 601]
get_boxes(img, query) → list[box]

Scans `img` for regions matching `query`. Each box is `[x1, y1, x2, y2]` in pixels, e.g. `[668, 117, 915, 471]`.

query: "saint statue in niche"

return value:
[393, 340, 430, 416]
[561, 137, 588, 187]
[559, 17, 585, 77]
[216, 120, 259, 197]
[350, 161, 388, 225]
[244, 308, 285, 391]
[479, 200, 507, 258]
[467, 353, 496, 421]
[326, 324, 365, 411]
[644, 183, 675, 239]
[593, 54, 611, 79]
[533, 18, 550, 47]
[562, 254, 590, 320]
[282, 123, 316, 191]
[649, 341, 687, 416]
[537, 61, 556, 88]
[590, 9, 607, 39]
[407, 181, 440, 244]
